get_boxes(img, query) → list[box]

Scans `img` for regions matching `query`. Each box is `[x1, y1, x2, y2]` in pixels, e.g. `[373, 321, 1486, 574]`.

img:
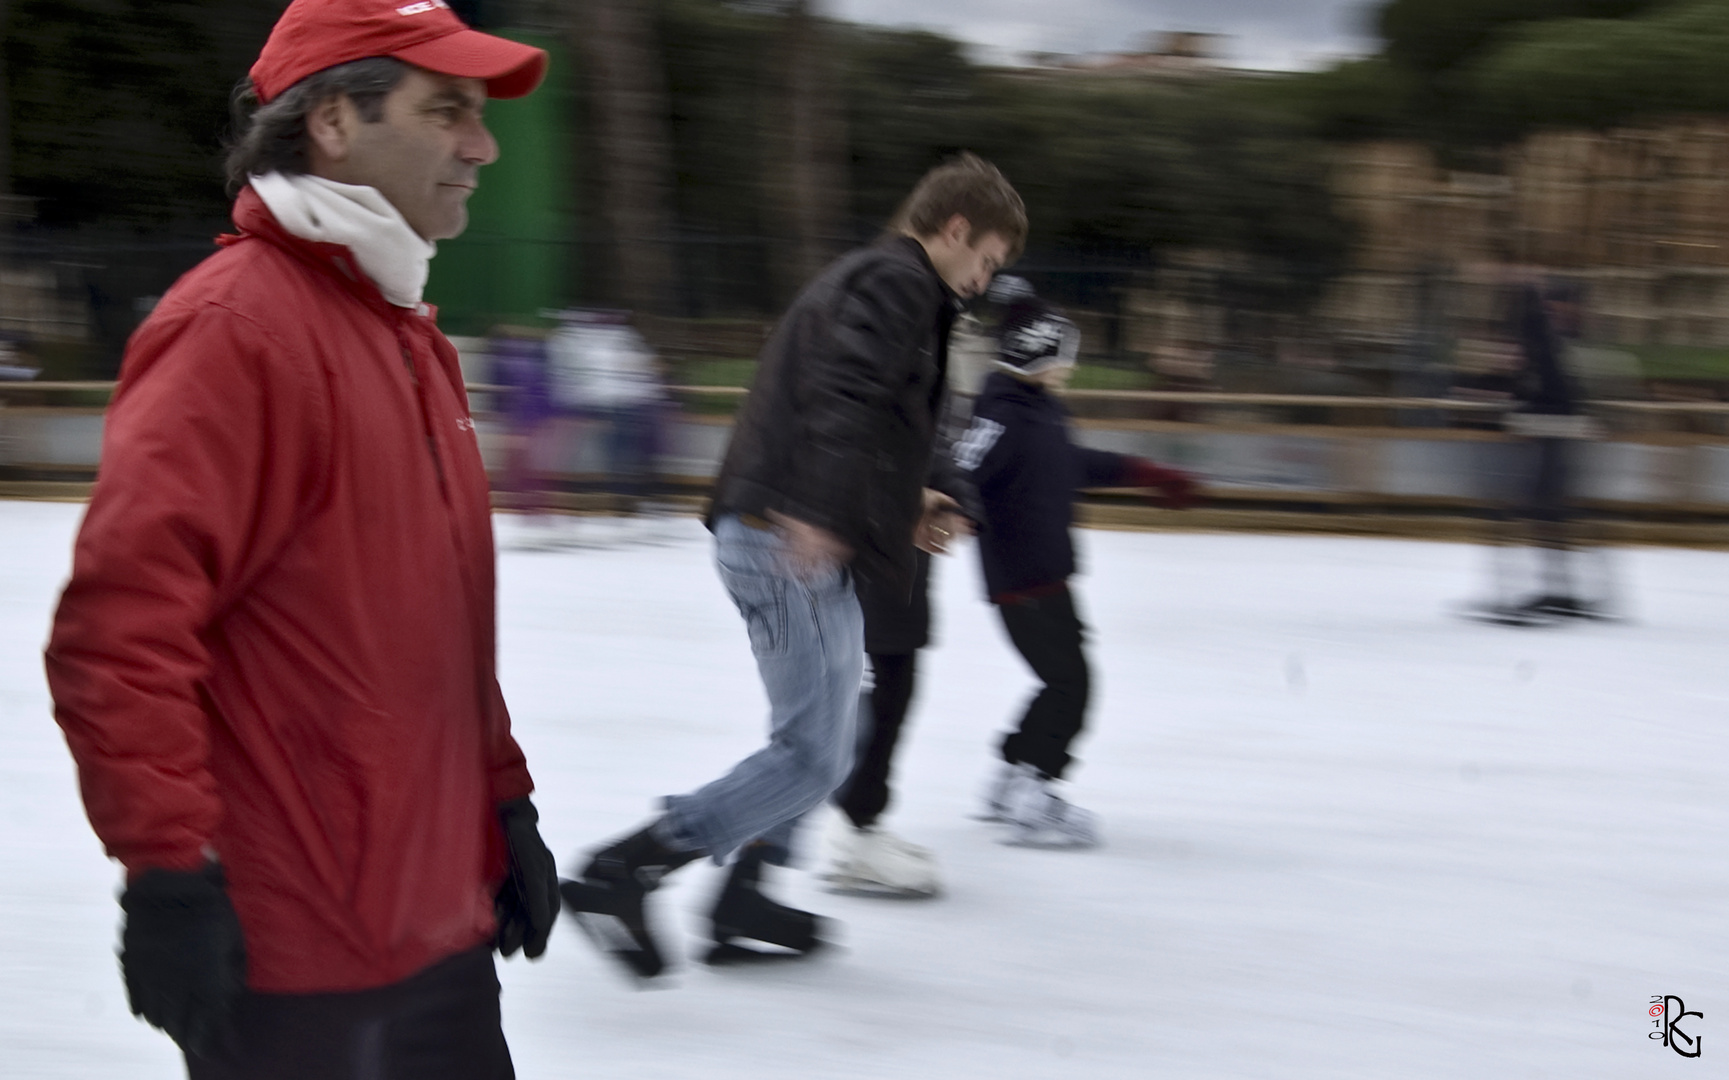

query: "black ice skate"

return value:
[1461, 600, 1561, 628]
[1522, 594, 1612, 621]
[705, 843, 830, 966]
[559, 824, 699, 983]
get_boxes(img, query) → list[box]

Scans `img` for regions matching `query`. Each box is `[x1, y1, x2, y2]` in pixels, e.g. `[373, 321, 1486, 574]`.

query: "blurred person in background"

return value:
[1466, 280, 1610, 626]
[560, 154, 1021, 978]
[544, 309, 670, 532]
[42, 2, 559, 1076]
[490, 325, 562, 535]
[957, 287, 1198, 848]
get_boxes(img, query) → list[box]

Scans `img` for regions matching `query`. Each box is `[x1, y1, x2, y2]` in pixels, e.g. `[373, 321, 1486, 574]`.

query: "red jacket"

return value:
[45, 188, 534, 993]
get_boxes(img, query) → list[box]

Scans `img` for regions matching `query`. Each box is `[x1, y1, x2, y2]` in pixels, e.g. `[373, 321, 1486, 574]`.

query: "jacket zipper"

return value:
[397, 328, 447, 494]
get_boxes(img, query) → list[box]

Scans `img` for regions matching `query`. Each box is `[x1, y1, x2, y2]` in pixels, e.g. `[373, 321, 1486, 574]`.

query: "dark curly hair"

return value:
[224, 58, 409, 191]
[893, 152, 1028, 262]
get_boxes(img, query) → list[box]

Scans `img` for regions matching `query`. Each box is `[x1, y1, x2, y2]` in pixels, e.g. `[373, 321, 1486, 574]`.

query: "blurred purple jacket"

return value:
[490, 336, 555, 428]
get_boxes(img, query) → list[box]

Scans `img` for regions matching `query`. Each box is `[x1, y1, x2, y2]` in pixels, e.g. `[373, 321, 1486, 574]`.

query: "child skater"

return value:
[955, 282, 1197, 848]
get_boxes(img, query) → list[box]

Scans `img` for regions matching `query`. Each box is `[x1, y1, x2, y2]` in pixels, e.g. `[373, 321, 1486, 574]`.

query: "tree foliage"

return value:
[1270, 58, 1420, 142]
[838, 24, 978, 232]
[1288, 0, 1729, 146]
[1465, 0, 1729, 132]
[1, 0, 1350, 315]
[650, 10, 1349, 311]
[1376, 0, 1664, 75]
[5, 0, 283, 227]
[975, 79, 1347, 281]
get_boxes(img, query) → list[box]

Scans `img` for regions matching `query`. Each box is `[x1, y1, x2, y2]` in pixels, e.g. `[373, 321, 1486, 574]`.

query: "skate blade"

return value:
[703, 940, 826, 967]
[568, 911, 671, 984]
[560, 881, 669, 984]
[822, 874, 940, 900]
[1456, 605, 1559, 629]
[1000, 828, 1101, 851]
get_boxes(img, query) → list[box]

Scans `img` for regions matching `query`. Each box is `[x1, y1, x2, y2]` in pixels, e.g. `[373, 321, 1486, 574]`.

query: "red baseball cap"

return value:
[250, 0, 548, 104]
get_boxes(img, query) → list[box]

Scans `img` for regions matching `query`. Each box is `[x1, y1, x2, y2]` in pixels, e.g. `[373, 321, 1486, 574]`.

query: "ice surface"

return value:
[3, 500, 1724, 1078]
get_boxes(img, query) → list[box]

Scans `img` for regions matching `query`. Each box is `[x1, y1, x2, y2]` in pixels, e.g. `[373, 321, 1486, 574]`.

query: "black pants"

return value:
[996, 584, 1089, 780]
[185, 946, 513, 1080]
[1482, 437, 1582, 600]
[835, 651, 919, 829]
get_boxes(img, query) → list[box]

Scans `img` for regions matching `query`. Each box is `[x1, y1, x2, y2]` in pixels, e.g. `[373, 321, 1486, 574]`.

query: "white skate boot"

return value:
[822, 816, 942, 898]
[974, 761, 1020, 822]
[999, 765, 1101, 850]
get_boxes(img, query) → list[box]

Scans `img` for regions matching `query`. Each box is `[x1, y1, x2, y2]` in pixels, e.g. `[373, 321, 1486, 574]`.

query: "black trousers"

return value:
[996, 584, 1089, 781]
[185, 946, 513, 1080]
[835, 651, 919, 829]
[1481, 437, 1582, 600]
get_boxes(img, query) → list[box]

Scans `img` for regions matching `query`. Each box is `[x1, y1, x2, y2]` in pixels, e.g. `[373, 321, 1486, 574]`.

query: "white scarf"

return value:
[250, 172, 436, 308]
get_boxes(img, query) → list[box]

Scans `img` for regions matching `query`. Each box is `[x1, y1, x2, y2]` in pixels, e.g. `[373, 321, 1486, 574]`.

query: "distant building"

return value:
[1017, 30, 1230, 80]
[1123, 121, 1729, 372]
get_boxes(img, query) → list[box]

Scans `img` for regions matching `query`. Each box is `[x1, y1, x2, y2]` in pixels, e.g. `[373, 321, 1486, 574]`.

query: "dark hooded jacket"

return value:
[961, 370, 1138, 599]
[1513, 285, 1580, 416]
[708, 235, 959, 590]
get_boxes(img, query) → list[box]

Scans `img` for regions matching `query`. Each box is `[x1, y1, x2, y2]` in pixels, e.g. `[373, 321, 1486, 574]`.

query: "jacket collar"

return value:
[222, 186, 431, 323]
[982, 369, 1051, 404]
[886, 233, 961, 305]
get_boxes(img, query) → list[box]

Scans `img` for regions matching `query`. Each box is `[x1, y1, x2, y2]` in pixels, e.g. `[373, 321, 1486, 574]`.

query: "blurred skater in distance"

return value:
[490, 327, 559, 516]
[545, 309, 670, 526]
[559, 154, 1020, 979]
[957, 282, 1199, 848]
[1463, 278, 1611, 627]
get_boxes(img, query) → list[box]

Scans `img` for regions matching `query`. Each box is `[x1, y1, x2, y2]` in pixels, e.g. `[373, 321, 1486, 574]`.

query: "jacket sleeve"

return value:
[436, 331, 536, 809]
[1076, 446, 1132, 488]
[926, 391, 983, 523]
[44, 304, 326, 876]
[779, 262, 933, 534]
[485, 677, 533, 806]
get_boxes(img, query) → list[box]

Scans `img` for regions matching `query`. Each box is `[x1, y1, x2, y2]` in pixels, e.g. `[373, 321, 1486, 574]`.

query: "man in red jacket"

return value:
[43, 3, 557, 1077]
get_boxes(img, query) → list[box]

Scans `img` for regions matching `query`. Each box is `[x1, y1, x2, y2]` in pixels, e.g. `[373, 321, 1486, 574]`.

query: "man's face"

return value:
[923, 215, 1014, 299]
[323, 68, 498, 241]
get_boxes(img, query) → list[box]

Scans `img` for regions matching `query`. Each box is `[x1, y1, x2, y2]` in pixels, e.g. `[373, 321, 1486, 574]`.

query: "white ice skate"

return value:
[973, 761, 1020, 822]
[822, 817, 942, 899]
[999, 765, 1101, 850]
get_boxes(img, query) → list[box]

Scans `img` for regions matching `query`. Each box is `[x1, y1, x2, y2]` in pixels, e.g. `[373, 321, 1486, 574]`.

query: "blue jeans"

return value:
[660, 515, 865, 865]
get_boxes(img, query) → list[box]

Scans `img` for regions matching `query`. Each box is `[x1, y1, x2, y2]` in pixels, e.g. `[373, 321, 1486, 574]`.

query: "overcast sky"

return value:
[827, 0, 1381, 71]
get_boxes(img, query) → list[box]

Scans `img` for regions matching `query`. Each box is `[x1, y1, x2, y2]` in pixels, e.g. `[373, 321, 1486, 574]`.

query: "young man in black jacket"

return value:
[562, 154, 1025, 977]
[958, 286, 1197, 848]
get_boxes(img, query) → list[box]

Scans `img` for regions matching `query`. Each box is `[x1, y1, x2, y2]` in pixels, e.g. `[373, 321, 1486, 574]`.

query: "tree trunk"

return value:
[0, 0, 12, 199]
[764, 1, 850, 300]
[574, 0, 677, 315]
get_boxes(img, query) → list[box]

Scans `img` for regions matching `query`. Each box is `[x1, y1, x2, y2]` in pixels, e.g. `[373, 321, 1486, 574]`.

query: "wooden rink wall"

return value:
[6, 384, 1729, 546]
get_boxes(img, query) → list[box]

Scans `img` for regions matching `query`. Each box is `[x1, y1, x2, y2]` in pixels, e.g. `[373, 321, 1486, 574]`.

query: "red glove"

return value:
[1121, 458, 1199, 510]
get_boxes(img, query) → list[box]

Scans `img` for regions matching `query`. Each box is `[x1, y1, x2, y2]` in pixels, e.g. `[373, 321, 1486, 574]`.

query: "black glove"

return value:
[495, 797, 559, 959]
[119, 863, 247, 1057]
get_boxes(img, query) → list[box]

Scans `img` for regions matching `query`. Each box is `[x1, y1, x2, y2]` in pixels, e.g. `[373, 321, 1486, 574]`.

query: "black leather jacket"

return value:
[708, 235, 958, 589]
